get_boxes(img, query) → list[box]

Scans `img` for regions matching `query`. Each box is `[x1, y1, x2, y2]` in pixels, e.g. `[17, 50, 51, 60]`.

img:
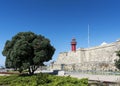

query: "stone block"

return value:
[58, 71, 65, 76]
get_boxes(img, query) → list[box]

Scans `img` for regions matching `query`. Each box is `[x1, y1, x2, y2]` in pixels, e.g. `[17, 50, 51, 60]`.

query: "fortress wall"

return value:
[55, 50, 82, 64]
[55, 53, 67, 64]
[53, 41, 120, 71]
[67, 50, 81, 63]
[59, 52, 68, 57]
[83, 41, 120, 63]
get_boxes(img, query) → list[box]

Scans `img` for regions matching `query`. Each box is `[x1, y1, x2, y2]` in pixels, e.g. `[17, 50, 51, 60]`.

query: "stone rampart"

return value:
[53, 41, 120, 71]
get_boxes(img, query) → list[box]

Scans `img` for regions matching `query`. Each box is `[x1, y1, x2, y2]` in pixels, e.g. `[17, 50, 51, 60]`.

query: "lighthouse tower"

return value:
[71, 38, 77, 51]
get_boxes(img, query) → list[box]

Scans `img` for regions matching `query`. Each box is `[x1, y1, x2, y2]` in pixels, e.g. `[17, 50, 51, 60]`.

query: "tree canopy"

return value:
[2, 32, 55, 74]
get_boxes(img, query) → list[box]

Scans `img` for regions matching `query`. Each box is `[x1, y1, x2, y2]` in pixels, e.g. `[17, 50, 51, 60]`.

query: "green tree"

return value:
[2, 32, 55, 74]
[115, 51, 120, 70]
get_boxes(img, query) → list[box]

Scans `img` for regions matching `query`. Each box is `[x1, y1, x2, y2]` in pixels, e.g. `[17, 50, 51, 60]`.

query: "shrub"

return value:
[0, 73, 88, 86]
[36, 73, 51, 85]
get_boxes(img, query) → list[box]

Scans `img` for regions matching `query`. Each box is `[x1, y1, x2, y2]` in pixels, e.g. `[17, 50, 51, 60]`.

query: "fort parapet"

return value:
[52, 40, 120, 71]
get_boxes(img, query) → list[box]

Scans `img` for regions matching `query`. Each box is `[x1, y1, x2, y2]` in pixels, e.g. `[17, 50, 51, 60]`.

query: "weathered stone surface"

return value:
[53, 41, 120, 71]
[58, 71, 65, 76]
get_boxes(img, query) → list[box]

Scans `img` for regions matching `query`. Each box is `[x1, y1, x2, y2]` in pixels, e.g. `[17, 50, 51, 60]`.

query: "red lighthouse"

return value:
[71, 38, 77, 51]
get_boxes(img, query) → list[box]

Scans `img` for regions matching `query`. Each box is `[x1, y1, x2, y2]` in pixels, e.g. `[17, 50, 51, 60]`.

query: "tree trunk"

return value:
[28, 65, 39, 75]
[28, 67, 34, 75]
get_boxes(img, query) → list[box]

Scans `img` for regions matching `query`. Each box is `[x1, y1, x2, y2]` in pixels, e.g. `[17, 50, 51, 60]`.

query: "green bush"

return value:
[36, 73, 51, 85]
[0, 73, 88, 86]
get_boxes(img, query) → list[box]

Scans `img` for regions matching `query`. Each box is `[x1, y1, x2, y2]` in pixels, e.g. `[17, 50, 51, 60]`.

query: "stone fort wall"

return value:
[52, 40, 120, 71]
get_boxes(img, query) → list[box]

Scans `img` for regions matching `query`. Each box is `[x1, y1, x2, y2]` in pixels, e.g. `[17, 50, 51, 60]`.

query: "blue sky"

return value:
[0, 0, 120, 66]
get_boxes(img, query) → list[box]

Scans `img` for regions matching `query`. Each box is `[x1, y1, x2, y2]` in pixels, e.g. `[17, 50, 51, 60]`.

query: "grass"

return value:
[0, 73, 88, 86]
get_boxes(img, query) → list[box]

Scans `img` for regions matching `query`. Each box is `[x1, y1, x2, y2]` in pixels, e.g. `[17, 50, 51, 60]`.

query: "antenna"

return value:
[88, 24, 90, 47]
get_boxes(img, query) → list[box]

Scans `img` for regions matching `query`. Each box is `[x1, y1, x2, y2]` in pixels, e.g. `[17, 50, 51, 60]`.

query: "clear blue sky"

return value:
[0, 0, 120, 66]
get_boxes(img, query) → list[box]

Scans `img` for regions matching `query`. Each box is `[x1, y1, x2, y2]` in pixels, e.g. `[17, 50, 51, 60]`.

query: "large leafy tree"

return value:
[115, 51, 120, 70]
[2, 32, 55, 74]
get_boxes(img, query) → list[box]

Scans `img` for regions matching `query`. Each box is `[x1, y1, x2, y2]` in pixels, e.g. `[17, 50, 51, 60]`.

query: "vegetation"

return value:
[2, 32, 55, 75]
[0, 73, 88, 86]
[115, 51, 120, 70]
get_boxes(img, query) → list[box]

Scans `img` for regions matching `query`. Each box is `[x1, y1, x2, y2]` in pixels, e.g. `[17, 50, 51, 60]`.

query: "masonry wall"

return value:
[83, 42, 120, 63]
[53, 41, 120, 71]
